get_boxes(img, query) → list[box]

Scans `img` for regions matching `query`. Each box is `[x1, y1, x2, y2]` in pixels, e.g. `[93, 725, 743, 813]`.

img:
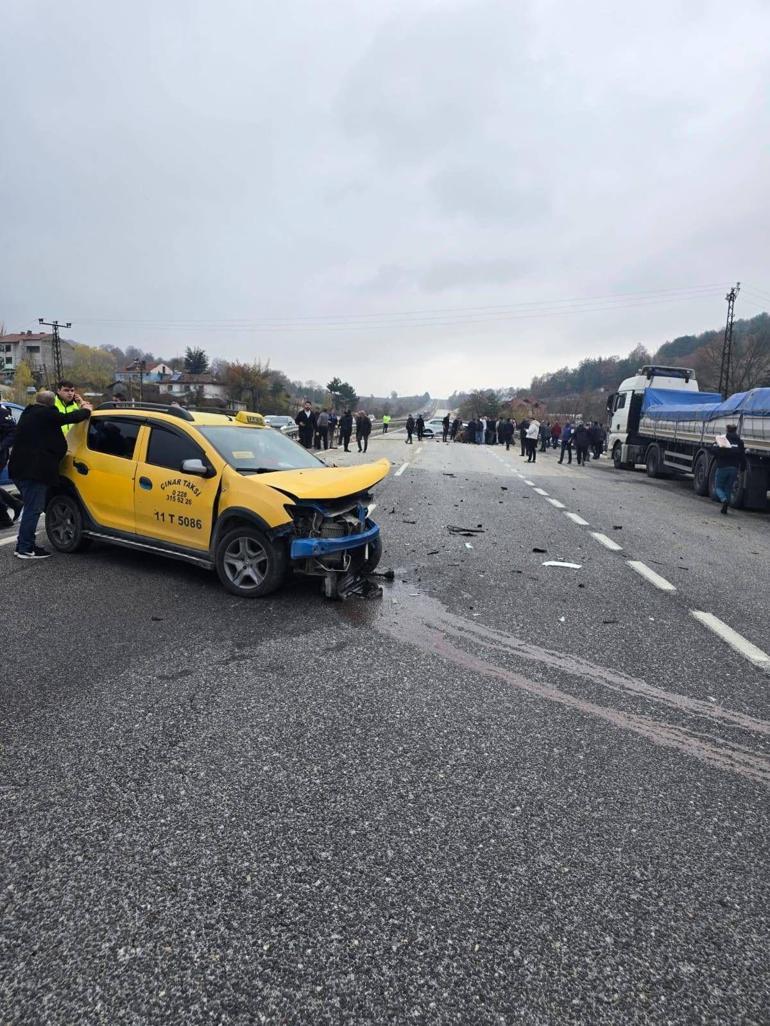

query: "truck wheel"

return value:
[646, 444, 663, 478]
[612, 443, 625, 470]
[692, 452, 710, 496]
[708, 461, 718, 500]
[215, 526, 286, 597]
[45, 494, 91, 553]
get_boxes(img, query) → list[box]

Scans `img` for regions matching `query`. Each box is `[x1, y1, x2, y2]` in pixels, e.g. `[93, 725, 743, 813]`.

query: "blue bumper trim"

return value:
[290, 521, 380, 559]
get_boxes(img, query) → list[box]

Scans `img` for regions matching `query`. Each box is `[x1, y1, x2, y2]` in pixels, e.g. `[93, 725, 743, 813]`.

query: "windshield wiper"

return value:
[238, 467, 278, 475]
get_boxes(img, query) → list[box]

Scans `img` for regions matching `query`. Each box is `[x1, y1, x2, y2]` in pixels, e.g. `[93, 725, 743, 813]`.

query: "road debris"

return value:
[532, 547, 547, 553]
[447, 524, 485, 536]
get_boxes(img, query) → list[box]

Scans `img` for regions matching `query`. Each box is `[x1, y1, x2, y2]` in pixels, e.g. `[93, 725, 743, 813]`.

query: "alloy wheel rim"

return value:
[223, 536, 269, 590]
[50, 500, 76, 545]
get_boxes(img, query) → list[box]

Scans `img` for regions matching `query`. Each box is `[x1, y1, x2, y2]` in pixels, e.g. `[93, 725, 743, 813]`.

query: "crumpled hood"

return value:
[242, 457, 390, 501]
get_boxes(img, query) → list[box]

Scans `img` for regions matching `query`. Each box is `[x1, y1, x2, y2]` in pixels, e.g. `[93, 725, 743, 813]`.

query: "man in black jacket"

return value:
[711, 424, 747, 515]
[9, 390, 92, 559]
[294, 399, 316, 449]
[356, 411, 372, 453]
[338, 410, 353, 452]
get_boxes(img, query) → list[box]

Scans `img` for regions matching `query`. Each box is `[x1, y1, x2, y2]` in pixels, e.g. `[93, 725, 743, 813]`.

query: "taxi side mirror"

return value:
[182, 458, 213, 477]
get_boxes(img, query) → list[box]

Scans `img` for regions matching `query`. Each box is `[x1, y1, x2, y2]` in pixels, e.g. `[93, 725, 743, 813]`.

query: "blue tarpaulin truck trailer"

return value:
[606, 365, 770, 511]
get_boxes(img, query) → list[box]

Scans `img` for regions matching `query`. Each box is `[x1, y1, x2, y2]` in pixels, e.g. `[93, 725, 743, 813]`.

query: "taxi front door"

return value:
[133, 422, 220, 551]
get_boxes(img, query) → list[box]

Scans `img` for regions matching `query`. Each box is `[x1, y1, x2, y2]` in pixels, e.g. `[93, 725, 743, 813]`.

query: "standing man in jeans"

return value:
[9, 390, 92, 559]
[711, 424, 746, 515]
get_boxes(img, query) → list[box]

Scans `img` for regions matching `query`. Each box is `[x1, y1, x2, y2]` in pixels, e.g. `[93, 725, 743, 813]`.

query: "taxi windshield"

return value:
[198, 425, 323, 473]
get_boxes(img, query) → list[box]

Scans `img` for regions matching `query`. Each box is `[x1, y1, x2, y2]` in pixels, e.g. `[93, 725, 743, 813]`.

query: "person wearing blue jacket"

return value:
[558, 423, 573, 464]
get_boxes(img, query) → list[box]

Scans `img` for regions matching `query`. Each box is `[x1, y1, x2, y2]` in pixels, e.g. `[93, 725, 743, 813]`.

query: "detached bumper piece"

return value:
[289, 521, 380, 560]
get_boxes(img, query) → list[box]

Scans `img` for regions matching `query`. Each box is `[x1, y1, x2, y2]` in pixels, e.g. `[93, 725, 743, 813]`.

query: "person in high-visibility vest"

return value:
[54, 380, 84, 436]
[382, 413, 391, 434]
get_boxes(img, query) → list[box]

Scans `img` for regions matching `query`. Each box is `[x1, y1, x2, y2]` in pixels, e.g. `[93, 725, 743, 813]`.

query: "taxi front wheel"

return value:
[215, 525, 287, 598]
[46, 494, 91, 553]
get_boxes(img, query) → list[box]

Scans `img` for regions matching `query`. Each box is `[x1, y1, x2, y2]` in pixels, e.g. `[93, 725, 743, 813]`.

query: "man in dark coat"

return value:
[0, 405, 23, 527]
[415, 414, 425, 441]
[9, 390, 91, 558]
[711, 424, 747, 514]
[294, 399, 316, 449]
[501, 417, 514, 451]
[356, 411, 372, 453]
[573, 422, 590, 466]
[338, 410, 353, 452]
[442, 414, 450, 443]
[405, 415, 415, 444]
[519, 418, 529, 456]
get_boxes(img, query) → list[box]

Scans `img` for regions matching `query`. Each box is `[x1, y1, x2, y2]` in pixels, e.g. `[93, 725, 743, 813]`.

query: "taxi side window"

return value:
[146, 425, 205, 471]
[87, 418, 141, 459]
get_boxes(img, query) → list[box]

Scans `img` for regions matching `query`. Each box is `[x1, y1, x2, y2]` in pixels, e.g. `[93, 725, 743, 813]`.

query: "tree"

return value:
[184, 347, 209, 374]
[13, 360, 35, 404]
[70, 344, 118, 391]
[220, 360, 271, 411]
[459, 388, 499, 419]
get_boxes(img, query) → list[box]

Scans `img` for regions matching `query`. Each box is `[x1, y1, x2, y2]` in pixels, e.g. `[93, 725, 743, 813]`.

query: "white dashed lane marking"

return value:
[533, 488, 549, 496]
[546, 498, 566, 509]
[394, 463, 409, 477]
[627, 560, 676, 592]
[591, 532, 623, 552]
[690, 611, 770, 670]
[524, 479, 535, 486]
[564, 512, 590, 526]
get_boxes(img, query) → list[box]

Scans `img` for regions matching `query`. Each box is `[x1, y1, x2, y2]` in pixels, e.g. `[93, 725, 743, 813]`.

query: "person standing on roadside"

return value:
[558, 422, 573, 464]
[573, 422, 590, 465]
[539, 421, 550, 452]
[9, 390, 92, 559]
[711, 424, 746, 514]
[501, 417, 514, 451]
[442, 414, 450, 443]
[519, 418, 529, 456]
[295, 399, 316, 449]
[328, 410, 337, 448]
[450, 417, 461, 441]
[405, 414, 415, 444]
[416, 414, 425, 441]
[525, 419, 540, 462]
[381, 413, 391, 434]
[356, 410, 372, 453]
[316, 409, 330, 450]
[550, 421, 561, 449]
[339, 409, 353, 452]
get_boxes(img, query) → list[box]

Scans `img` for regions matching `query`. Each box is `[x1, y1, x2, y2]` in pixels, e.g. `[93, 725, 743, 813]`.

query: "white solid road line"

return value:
[533, 487, 549, 496]
[690, 611, 770, 670]
[627, 560, 676, 592]
[394, 463, 409, 477]
[591, 531, 623, 552]
[564, 512, 590, 526]
[546, 498, 566, 509]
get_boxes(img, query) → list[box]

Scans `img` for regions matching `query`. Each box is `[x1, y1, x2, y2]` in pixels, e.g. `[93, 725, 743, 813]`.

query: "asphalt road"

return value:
[2, 432, 769, 1025]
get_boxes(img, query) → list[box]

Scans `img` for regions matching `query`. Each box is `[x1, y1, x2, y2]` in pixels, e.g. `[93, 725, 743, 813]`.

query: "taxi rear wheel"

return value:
[45, 494, 91, 553]
[215, 526, 286, 598]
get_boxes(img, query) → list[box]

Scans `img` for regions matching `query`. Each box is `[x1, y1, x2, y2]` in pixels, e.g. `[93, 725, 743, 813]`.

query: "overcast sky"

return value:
[2, 0, 769, 397]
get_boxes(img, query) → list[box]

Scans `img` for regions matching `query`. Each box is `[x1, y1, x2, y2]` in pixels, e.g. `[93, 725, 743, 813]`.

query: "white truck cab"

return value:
[607, 365, 699, 467]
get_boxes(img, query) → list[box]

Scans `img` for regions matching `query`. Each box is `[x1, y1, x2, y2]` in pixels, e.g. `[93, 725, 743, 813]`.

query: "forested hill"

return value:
[529, 312, 770, 399]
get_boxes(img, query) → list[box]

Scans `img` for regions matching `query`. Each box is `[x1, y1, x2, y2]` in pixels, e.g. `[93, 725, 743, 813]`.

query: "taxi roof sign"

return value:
[235, 411, 266, 427]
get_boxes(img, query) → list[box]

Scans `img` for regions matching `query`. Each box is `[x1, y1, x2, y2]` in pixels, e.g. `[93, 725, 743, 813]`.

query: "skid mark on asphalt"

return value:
[363, 588, 770, 787]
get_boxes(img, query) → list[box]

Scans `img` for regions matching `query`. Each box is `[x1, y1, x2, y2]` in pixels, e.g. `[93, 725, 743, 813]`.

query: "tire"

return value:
[215, 525, 287, 598]
[361, 532, 382, 574]
[45, 493, 91, 553]
[646, 444, 663, 478]
[692, 452, 710, 496]
[708, 461, 718, 500]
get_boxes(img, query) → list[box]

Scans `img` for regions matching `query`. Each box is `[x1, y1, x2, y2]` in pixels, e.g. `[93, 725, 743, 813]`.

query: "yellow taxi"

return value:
[45, 403, 388, 598]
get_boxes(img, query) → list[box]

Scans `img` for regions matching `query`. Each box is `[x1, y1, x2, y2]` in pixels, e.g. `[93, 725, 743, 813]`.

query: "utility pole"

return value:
[38, 317, 71, 388]
[718, 283, 740, 399]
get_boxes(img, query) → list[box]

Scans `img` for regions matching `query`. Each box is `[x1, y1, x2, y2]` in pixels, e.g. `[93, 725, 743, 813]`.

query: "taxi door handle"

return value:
[139, 477, 153, 490]
[73, 459, 89, 475]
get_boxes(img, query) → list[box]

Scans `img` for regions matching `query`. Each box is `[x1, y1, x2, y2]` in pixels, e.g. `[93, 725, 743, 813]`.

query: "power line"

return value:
[71, 283, 729, 333]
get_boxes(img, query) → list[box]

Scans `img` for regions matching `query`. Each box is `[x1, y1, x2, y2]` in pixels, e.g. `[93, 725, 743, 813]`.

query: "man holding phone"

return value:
[54, 380, 84, 435]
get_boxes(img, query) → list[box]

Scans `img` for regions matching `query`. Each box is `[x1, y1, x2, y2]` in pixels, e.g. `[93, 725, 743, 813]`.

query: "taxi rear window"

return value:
[198, 426, 322, 472]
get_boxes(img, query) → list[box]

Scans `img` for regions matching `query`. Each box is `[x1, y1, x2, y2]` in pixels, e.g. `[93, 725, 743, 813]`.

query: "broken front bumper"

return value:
[289, 520, 380, 560]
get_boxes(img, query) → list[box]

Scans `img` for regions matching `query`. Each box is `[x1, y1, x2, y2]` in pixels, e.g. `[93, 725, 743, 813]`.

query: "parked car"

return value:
[0, 401, 24, 486]
[264, 415, 296, 433]
[44, 403, 388, 598]
[422, 418, 445, 438]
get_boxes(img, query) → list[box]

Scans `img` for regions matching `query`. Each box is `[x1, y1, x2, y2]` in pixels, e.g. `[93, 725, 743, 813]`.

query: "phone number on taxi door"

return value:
[154, 511, 203, 529]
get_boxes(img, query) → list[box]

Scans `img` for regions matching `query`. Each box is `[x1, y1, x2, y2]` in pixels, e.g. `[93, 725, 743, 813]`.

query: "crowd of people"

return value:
[294, 401, 374, 453]
[427, 414, 607, 466]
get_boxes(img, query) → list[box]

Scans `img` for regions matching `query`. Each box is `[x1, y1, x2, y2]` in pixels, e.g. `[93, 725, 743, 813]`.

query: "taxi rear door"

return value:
[133, 421, 221, 551]
[68, 415, 141, 534]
